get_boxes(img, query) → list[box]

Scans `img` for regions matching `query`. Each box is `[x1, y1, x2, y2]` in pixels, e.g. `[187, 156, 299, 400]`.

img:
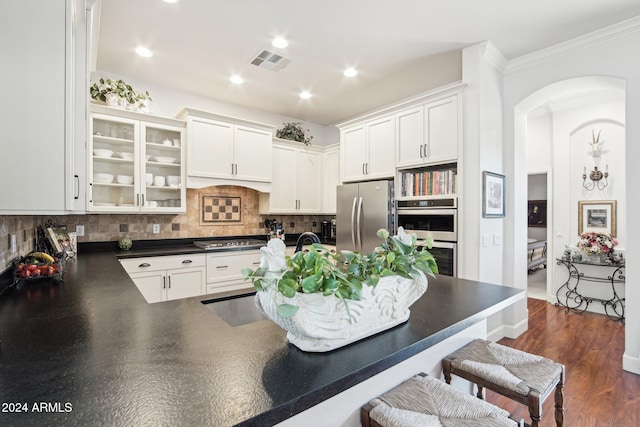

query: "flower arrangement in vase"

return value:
[576, 231, 618, 261]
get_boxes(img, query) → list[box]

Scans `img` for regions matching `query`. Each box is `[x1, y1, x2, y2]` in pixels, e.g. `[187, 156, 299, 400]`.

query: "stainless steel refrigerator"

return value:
[336, 180, 394, 254]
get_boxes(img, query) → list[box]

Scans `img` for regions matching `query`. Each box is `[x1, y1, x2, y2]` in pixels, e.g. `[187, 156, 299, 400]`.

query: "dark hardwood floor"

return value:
[486, 298, 640, 427]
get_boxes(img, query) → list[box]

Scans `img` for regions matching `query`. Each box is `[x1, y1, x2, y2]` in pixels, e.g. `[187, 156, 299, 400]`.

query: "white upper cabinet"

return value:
[260, 140, 322, 214]
[178, 108, 274, 188]
[396, 95, 459, 168]
[0, 0, 87, 214]
[322, 145, 340, 214]
[89, 106, 186, 213]
[340, 115, 395, 183]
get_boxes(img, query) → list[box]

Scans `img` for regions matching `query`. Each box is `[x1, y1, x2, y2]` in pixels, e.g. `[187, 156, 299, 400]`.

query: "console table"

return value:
[555, 258, 625, 322]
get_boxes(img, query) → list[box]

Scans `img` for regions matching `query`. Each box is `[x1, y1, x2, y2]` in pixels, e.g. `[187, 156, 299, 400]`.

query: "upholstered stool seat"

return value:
[361, 373, 523, 427]
[442, 339, 565, 427]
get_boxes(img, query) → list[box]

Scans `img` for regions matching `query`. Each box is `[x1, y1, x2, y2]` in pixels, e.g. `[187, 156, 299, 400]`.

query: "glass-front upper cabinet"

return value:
[89, 105, 186, 213]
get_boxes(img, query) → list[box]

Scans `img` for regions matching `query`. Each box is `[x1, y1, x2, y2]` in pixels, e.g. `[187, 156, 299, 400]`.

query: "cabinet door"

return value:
[89, 114, 140, 211]
[0, 0, 68, 212]
[297, 149, 323, 213]
[166, 266, 205, 301]
[366, 115, 395, 179]
[269, 144, 298, 212]
[234, 125, 272, 182]
[396, 107, 425, 168]
[425, 96, 458, 164]
[141, 122, 185, 212]
[129, 270, 166, 303]
[323, 147, 339, 214]
[187, 117, 234, 179]
[341, 125, 367, 182]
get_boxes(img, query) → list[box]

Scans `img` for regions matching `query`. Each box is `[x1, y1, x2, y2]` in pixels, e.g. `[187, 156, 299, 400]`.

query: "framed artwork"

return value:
[527, 200, 547, 227]
[578, 200, 617, 236]
[482, 171, 505, 218]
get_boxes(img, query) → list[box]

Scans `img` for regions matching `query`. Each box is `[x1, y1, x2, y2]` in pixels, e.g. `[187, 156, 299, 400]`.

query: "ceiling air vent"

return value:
[250, 49, 291, 72]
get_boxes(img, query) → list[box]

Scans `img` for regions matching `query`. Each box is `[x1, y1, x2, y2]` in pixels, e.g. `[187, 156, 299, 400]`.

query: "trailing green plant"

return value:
[276, 122, 313, 145]
[90, 78, 152, 105]
[242, 228, 437, 318]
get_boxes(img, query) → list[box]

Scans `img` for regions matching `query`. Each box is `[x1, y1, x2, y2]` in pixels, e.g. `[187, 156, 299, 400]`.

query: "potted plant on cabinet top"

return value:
[90, 78, 153, 113]
[242, 228, 438, 352]
[275, 122, 313, 145]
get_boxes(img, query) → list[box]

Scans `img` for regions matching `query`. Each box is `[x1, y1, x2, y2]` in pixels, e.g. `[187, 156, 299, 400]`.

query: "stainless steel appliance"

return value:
[194, 239, 265, 251]
[396, 198, 457, 242]
[320, 221, 331, 241]
[397, 197, 457, 276]
[336, 180, 394, 254]
[422, 241, 457, 276]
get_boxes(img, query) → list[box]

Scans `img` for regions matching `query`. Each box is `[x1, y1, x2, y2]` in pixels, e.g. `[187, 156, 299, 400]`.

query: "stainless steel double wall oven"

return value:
[396, 198, 457, 276]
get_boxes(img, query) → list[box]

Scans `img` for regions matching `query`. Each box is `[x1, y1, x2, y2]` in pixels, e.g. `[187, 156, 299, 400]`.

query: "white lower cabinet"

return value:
[206, 250, 261, 294]
[120, 254, 206, 303]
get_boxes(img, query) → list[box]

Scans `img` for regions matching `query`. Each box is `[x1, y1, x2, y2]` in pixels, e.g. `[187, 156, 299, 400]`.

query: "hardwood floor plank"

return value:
[483, 298, 639, 427]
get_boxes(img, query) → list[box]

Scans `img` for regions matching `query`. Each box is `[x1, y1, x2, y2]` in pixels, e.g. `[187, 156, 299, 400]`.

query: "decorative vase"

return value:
[105, 93, 124, 108]
[255, 271, 429, 352]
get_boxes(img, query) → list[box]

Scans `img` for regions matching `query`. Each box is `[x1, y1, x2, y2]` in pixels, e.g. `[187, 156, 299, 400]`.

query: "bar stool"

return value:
[361, 372, 523, 427]
[442, 339, 565, 427]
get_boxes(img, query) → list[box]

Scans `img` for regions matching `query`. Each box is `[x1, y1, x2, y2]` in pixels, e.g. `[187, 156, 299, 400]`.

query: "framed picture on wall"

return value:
[527, 200, 547, 227]
[578, 200, 617, 236]
[482, 171, 505, 218]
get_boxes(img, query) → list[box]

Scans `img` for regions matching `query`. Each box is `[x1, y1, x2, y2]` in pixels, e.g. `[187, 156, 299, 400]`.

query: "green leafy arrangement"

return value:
[276, 122, 313, 145]
[242, 229, 438, 318]
[90, 78, 152, 105]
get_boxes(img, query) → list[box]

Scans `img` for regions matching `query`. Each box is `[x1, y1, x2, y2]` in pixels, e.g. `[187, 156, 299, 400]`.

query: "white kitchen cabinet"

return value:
[205, 250, 261, 294]
[340, 115, 395, 182]
[120, 254, 206, 303]
[259, 140, 323, 214]
[89, 105, 186, 213]
[0, 0, 87, 214]
[396, 96, 459, 168]
[323, 144, 340, 214]
[178, 108, 274, 187]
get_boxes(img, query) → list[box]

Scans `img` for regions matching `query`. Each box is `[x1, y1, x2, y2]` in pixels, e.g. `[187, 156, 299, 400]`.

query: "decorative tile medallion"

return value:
[202, 196, 241, 223]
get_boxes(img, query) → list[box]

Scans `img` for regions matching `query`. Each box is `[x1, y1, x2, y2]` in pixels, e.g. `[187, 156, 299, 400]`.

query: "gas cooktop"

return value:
[193, 239, 266, 251]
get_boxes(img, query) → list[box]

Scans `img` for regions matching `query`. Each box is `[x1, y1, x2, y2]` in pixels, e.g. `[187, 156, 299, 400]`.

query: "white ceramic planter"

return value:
[255, 271, 429, 352]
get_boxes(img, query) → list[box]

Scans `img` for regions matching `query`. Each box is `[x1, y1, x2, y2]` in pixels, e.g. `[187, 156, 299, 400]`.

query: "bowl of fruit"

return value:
[14, 252, 64, 282]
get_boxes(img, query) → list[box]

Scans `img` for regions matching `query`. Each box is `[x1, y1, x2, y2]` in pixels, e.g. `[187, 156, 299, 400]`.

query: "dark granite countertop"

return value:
[0, 250, 523, 427]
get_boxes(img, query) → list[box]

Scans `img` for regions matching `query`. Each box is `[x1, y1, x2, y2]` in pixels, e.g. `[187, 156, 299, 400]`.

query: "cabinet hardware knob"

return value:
[216, 265, 228, 269]
[163, 276, 166, 289]
[182, 259, 192, 264]
[139, 263, 151, 268]
[168, 276, 171, 288]
[74, 175, 80, 200]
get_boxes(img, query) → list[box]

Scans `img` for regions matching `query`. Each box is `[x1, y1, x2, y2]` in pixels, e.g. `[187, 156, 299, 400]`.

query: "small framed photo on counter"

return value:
[482, 171, 505, 218]
[578, 200, 617, 236]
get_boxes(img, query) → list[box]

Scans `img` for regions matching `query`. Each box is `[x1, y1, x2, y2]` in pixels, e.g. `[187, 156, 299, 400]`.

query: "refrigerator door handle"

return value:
[350, 197, 358, 248]
[356, 196, 363, 251]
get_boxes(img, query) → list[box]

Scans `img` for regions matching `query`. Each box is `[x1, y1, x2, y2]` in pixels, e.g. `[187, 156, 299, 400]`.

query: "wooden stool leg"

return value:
[476, 384, 484, 399]
[442, 358, 452, 384]
[555, 368, 565, 427]
[528, 391, 542, 427]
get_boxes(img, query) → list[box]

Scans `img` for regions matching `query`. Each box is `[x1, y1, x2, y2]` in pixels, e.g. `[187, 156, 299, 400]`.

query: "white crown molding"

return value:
[481, 41, 508, 74]
[505, 15, 640, 74]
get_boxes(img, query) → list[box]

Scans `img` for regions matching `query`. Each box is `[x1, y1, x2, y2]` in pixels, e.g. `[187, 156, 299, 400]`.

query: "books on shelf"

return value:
[400, 169, 457, 197]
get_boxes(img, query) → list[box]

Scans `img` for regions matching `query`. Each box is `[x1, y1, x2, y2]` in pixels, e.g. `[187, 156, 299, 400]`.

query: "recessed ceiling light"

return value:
[272, 36, 289, 49]
[162, 0, 179, 3]
[229, 75, 244, 85]
[135, 46, 153, 58]
[299, 91, 311, 100]
[344, 67, 358, 77]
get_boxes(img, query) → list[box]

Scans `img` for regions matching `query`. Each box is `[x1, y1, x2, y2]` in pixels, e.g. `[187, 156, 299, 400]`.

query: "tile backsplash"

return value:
[1, 185, 333, 272]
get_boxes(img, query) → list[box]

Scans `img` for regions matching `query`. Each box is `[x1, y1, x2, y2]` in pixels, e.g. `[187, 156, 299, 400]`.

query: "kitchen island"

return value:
[0, 250, 523, 426]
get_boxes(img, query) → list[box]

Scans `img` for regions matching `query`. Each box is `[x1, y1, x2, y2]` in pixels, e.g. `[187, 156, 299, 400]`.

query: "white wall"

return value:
[502, 20, 640, 374]
[92, 70, 340, 147]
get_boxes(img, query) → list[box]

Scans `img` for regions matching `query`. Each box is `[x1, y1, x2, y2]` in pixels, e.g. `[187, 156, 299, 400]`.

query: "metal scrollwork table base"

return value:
[555, 258, 625, 323]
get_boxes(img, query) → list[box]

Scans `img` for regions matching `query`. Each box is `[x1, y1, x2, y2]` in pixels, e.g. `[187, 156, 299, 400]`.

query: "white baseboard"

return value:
[487, 315, 528, 342]
[623, 352, 640, 375]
